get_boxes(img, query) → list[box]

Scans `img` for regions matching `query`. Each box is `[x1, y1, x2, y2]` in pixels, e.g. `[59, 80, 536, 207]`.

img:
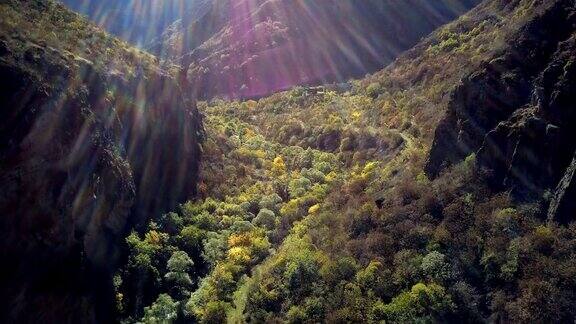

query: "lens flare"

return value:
[60, 0, 479, 99]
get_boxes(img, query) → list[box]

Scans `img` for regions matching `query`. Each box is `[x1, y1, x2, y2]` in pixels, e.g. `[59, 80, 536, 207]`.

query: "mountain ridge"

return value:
[0, 0, 203, 321]
[63, 0, 482, 99]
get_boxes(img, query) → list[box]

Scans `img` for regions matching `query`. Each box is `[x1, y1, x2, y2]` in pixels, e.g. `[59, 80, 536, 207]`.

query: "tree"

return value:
[177, 225, 205, 257]
[142, 294, 178, 324]
[125, 230, 168, 314]
[259, 193, 283, 212]
[165, 251, 194, 298]
[322, 257, 359, 284]
[284, 251, 321, 299]
[421, 251, 454, 282]
[202, 301, 229, 324]
[301, 168, 325, 183]
[288, 177, 312, 198]
[356, 260, 393, 299]
[272, 156, 286, 175]
[377, 283, 455, 322]
[203, 232, 228, 266]
[393, 250, 423, 287]
[253, 208, 277, 230]
[286, 306, 307, 323]
[366, 82, 381, 98]
[159, 212, 183, 235]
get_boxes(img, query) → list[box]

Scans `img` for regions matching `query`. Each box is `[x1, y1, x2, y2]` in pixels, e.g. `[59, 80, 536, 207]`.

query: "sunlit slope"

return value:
[237, 0, 576, 321]
[114, 0, 576, 322]
[0, 0, 202, 322]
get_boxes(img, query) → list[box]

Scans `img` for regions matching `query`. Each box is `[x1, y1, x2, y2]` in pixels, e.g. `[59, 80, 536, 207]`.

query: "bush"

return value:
[259, 194, 283, 212]
[288, 177, 312, 198]
[366, 82, 382, 98]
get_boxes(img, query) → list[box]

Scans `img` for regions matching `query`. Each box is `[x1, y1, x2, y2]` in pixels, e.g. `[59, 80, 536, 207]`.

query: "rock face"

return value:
[148, 0, 482, 99]
[425, 0, 576, 222]
[0, 2, 203, 322]
[548, 153, 576, 224]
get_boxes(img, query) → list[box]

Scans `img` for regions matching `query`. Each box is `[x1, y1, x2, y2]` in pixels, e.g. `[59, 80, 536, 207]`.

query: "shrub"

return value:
[288, 177, 313, 198]
[366, 82, 382, 98]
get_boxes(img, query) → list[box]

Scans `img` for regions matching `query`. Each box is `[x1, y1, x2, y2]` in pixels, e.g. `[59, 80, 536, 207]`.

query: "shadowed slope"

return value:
[0, 0, 203, 321]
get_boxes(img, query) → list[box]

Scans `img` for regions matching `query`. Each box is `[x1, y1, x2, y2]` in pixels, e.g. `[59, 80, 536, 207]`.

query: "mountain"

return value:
[0, 0, 202, 322]
[3, 0, 576, 323]
[111, 0, 576, 322]
[59, 0, 483, 99]
[150, 0, 483, 99]
[425, 0, 576, 222]
[59, 0, 212, 48]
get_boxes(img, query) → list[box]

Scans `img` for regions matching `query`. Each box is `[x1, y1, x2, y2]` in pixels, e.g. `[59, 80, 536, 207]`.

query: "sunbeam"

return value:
[4, 0, 575, 323]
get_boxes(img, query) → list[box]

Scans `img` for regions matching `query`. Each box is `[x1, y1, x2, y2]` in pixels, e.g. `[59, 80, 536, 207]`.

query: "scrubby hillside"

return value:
[149, 0, 481, 99]
[115, 0, 576, 322]
[0, 0, 202, 322]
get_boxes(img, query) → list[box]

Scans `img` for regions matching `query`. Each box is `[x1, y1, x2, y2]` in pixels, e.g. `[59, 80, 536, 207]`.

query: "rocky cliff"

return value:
[0, 0, 202, 322]
[150, 0, 482, 99]
[425, 0, 576, 222]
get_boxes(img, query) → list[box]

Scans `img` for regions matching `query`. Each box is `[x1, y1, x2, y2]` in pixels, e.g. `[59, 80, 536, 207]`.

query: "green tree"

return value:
[165, 251, 194, 298]
[284, 251, 321, 299]
[288, 177, 312, 198]
[356, 260, 393, 299]
[253, 208, 277, 230]
[177, 225, 205, 257]
[366, 82, 381, 98]
[259, 194, 283, 212]
[377, 283, 455, 322]
[125, 230, 169, 314]
[202, 301, 229, 324]
[158, 212, 183, 235]
[286, 306, 307, 323]
[421, 251, 454, 282]
[142, 294, 178, 324]
[203, 232, 228, 266]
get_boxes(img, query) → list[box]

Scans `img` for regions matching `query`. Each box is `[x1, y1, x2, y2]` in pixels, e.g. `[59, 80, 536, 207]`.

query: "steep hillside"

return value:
[150, 0, 482, 98]
[426, 0, 576, 220]
[113, 0, 576, 322]
[0, 0, 202, 322]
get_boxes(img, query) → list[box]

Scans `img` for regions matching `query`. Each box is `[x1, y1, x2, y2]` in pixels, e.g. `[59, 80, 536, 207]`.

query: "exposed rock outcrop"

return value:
[0, 8, 203, 323]
[151, 0, 482, 99]
[548, 153, 576, 224]
[425, 0, 576, 222]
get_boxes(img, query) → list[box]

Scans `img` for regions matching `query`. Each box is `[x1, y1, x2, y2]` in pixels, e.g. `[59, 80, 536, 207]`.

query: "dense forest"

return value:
[1, 0, 576, 323]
